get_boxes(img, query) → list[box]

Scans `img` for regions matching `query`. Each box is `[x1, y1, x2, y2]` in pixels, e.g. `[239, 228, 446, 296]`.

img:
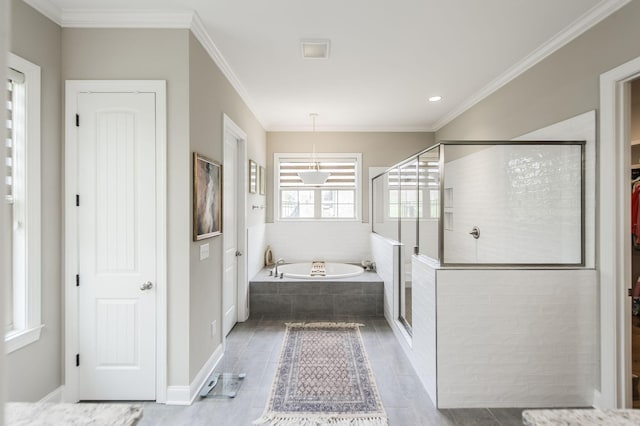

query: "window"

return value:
[387, 160, 439, 219]
[4, 53, 42, 353]
[275, 153, 361, 220]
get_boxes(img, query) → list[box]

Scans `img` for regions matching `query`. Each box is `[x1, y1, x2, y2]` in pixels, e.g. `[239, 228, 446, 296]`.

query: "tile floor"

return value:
[139, 315, 525, 426]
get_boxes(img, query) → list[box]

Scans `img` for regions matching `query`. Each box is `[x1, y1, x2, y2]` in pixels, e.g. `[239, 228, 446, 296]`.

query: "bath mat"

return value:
[254, 322, 388, 426]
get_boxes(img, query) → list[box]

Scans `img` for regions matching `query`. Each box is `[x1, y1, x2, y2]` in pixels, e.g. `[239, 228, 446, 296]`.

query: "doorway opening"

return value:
[600, 55, 640, 409]
[630, 78, 640, 408]
[222, 115, 248, 336]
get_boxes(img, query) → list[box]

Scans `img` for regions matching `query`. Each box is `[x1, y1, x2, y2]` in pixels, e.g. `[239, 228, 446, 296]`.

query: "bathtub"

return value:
[276, 262, 364, 279]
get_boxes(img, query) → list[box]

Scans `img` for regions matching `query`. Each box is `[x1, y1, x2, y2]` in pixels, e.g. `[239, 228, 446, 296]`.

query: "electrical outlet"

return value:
[211, 320, 217, 338]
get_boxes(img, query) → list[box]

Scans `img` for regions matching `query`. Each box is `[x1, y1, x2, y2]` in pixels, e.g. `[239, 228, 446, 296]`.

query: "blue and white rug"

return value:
[254, 322, 387, 426]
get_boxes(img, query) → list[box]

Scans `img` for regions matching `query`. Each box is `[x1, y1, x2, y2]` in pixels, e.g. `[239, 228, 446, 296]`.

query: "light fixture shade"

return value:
[297, 171, 330, 185]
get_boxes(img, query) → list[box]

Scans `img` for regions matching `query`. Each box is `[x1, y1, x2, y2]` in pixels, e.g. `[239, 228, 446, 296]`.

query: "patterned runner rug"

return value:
[254, 322, 388, 426]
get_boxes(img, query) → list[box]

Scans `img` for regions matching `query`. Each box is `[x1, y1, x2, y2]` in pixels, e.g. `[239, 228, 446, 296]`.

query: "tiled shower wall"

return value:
[443, 144, 582, 264]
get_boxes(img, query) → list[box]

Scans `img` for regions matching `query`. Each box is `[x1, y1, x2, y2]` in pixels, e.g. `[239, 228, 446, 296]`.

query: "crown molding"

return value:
[266, 125, 436, 133]
[60, 9, 194, 28]
[22, 0, 62, 25]
[189, 12, 265, 126]
[432, 0, 631, 131]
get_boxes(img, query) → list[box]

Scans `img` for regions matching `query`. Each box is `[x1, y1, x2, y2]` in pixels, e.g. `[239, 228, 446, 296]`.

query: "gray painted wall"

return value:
[62, 27, 193, 386]
[187, 33, 266, 382]
[6, 0, 62, 402]
[436, 1, 640, 142]
[266, 132, 434, 223]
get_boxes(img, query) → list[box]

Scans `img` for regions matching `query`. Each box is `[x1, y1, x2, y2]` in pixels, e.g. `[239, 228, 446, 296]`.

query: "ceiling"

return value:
[25, 0, 628, 131]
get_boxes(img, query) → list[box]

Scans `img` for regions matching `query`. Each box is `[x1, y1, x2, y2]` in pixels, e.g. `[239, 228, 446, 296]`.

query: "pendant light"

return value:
[298, 113, 330, 185]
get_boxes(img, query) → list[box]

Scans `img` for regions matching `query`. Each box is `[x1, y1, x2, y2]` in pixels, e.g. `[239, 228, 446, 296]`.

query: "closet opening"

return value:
[630, 77, 640, 408]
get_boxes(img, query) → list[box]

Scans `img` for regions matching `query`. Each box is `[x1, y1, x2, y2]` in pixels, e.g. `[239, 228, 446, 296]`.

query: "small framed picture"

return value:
[193, 153, 222, 240]
[249, 159, 258, 193]
[259, 166, 266, 195]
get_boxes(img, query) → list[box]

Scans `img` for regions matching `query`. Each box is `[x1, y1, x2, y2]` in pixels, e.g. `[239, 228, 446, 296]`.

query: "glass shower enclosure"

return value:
[372, 141, 585, 332]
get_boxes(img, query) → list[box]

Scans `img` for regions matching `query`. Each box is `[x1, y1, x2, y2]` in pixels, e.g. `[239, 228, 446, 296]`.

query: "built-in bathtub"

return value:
[249, 265, 383, 317]
[276, 262, 364, 279]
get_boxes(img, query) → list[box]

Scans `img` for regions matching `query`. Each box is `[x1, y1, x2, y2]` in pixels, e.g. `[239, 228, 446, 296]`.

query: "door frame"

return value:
[64, 80, 167, 403]
[599, 56, 640, 408]
[222, 114, 249, 323]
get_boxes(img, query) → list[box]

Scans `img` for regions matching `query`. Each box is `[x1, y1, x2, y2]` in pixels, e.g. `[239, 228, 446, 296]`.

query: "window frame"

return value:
[5, 53, 42, 354]
[274, 152, 362, 222]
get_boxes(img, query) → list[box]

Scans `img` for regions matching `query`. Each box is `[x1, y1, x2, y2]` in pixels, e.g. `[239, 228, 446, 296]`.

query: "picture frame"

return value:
[193, 152, 222, 240]
[259, 166, 266, 195]
[249, 159, 258, 194]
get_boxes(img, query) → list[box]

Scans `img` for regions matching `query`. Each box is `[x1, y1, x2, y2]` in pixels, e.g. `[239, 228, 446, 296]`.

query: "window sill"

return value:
[5, 324, 44, 354]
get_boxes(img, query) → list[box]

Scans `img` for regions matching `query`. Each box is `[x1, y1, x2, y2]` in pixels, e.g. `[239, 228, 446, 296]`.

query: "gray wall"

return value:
[187, 33, 266, 382]
[266, 132, 434, 223]
[62, 28, 193, 386]
[436, 1, 640, 142]
[6, 0, 62, 402]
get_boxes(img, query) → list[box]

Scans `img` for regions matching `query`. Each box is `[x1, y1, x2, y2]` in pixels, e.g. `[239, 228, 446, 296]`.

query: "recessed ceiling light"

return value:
[301, 40, 331, 59]
[428, 96, 442, 102]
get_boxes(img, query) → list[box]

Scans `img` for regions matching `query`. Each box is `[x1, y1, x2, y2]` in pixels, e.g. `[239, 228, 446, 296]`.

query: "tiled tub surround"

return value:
[250, 268, 384, 316]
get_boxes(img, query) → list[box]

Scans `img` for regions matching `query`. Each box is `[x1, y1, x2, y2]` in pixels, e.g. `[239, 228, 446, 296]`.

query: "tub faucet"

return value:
[275, 258, 285, 277]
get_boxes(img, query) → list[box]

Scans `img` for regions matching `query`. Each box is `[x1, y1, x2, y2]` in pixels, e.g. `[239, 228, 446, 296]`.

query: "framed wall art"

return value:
[193, 152, 222, 240]
[249, 159, 258, 193]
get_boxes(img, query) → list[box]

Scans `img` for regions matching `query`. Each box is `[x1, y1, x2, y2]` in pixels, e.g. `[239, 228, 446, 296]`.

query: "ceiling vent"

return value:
[301, 40, 330, 59]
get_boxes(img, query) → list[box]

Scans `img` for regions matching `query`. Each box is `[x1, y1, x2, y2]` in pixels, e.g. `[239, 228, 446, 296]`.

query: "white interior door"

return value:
[223, 133, 238, 335]
[77, 92, 156, 400]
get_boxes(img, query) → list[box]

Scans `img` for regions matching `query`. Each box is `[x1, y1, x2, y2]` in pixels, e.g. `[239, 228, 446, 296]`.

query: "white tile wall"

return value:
[443, 144, 582, 264]
[371, 233, 398, 319]
[435, 269, 597, 408]
[515, 110, 596, 268]
[266, 221, 372, 264]
[247, 223, 267, 280]
[412, 255, 438, 405]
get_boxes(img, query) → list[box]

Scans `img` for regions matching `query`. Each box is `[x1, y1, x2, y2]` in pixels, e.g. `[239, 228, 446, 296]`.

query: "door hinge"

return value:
[75, 114, 79, 127]
[629, 288, 633, 297]
[76, 194, 80, 206]
[76, 354, 80, 367]
[76, 274, 80, 287]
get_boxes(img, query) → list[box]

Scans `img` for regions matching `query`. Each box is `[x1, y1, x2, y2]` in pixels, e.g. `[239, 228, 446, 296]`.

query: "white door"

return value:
[223, 132, 238, 335]
[77, 92, 157, 400]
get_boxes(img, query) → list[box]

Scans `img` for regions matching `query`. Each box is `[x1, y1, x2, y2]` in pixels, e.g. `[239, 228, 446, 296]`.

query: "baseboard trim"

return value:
[165, 386, 191, 405]
[39, 386, 65, 403]
[592, 389, 602, 409]
[165, 344, 224, 405]
[189, 344, 224, 404]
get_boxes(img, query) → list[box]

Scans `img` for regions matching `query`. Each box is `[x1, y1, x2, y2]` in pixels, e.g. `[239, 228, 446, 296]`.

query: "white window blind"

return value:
[278, 159, 357, 188]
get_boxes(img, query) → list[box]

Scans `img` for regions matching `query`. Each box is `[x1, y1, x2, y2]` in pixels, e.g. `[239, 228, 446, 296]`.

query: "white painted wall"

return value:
[266, 221, 372, 264]
[436, 269, 597, 408]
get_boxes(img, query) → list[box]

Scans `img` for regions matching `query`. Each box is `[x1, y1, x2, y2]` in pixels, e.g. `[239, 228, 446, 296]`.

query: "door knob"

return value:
[235, 251, 243, 257]
[140, 281, 153, 291]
